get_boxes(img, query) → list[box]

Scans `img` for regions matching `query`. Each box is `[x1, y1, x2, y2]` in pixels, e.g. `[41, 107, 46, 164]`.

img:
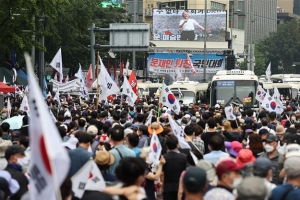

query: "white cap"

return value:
[215, 104, 220, 108]
[124, 128, 133, 137]
[86, 125, 98, 136]
[62, 137, 78, 150]
[184, 114, 191, 118]
[64, 110, 71, 118]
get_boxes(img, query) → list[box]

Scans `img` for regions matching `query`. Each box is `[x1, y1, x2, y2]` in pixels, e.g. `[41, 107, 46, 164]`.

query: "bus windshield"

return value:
[211, 80, 257, 107]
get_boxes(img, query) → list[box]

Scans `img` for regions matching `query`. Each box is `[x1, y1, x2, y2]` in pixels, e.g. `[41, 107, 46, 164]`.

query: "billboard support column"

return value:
[203, 0, 207, 82]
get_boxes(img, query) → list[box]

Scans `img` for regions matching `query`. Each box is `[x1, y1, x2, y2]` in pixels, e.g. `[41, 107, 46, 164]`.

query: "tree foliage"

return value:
[0, 0, 132, 71]
[254, 19, 300, 75]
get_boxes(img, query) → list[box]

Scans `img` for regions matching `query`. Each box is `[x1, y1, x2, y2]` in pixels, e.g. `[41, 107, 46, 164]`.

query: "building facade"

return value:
[230, 0, 277, 45]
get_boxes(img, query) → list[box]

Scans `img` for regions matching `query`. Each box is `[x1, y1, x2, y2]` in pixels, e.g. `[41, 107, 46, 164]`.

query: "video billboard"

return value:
[147, 53, 225, 81]
[152, 9, 227, 42]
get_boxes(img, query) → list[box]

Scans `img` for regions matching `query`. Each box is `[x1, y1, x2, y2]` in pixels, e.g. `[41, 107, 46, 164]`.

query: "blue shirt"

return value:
[132, 147, 141, 157]
[108, 144, 136, 175]
[203, 150, 229, 165]
[138, 135, 148, 148]
[68, 146, 93, 177]
[269, 184, 300, 200]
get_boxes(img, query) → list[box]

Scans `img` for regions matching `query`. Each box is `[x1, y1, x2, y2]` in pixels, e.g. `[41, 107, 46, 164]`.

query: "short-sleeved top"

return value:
[269, 184, 300, 200]
[179, 19, 199, 31]
[108, 144, 136, 175]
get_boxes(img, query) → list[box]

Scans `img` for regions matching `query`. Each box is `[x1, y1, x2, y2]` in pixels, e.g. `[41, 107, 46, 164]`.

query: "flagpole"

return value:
[157, 77, 164, 118]
[96, 52, 100, 112]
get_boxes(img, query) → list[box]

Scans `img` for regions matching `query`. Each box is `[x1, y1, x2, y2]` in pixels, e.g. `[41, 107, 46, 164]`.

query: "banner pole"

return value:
[95, 52, 100, 112]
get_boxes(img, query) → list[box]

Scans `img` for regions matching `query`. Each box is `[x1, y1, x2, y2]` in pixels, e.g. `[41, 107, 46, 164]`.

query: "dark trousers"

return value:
[163, 191, 177, 200]
[180, 30, 195, 41]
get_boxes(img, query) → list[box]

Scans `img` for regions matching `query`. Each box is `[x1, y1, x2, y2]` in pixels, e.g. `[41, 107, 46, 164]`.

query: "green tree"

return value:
[255, 19, 300, 75]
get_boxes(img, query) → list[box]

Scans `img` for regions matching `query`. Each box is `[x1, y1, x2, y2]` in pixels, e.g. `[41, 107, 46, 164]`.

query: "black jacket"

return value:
[5, 164, 28, 200]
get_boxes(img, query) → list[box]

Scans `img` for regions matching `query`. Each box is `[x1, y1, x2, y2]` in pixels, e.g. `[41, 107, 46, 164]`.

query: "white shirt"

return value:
[179, 18, 200, 31]
[258, 126, 276, 135]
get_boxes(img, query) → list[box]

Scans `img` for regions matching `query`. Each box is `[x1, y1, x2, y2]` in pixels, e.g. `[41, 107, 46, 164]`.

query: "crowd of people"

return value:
[0, 94, 300, 200]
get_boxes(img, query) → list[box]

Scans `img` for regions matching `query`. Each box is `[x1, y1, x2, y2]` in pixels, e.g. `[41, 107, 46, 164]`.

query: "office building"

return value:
[230, 0, 277, 45]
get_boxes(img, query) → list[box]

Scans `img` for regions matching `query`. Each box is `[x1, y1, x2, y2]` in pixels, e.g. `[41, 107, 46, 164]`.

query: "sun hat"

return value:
[148, 122, 164, 135]
[62, 137, 78, 150]
[95, 151, 115, 166]
[224, 141, 242, 157]
[236, 149, 256, 166]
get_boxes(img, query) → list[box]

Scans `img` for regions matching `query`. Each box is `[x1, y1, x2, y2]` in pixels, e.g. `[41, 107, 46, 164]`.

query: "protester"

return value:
[236, 176, 269, 200]
[108, 125, 135, 175]
[203, 135, 229, 165]
[253, 157, 276, 192]
[68, 134, 93, 177]
[162, 136, 187, 200]
[204, 160, 244, 200]
[4, 146, 28, 200]
[183, 167, 207, 200]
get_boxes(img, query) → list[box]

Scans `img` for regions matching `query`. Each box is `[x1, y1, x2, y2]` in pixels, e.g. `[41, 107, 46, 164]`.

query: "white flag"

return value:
[3, 76, 6, 84]
[265, 62, 271, 82]
[255, 85, 267, 103]
[7, 97, 11, 118]
[85, 160, 106, 192]
[145, 109, 153, 126]
[190, 151, 199, 165]
[53, 90, 61, 107]
[175, 68, 183, 81]
[75, 64, 85, 81]
[125, 60, 129, 70]
[178, 88, 183, 98]
[224, 105, 236, 120]
[272, 86, 283, 107]
[20, 95, 30, 116]
[167, 114, 191, 149]
[161, 82, 180, 115]
[149, 130, 162, 165]
[50, 48, 63, 83]
[121, 76, 137, 107]
[97, 56, 120, 101]
[71, 159, 93, 198]
[262, 93, 283, 114]
[25, 53, 70, 200]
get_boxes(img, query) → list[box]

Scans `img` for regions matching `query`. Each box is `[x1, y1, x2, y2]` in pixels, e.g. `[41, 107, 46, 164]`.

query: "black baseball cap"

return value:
[5, 146, 25, 160]
[265, 134, 278, 142]
[183, 167, 207, 193]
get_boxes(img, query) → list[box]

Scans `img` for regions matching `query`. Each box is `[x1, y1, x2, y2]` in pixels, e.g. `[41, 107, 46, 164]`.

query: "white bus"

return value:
[169, 81, 208, 104]
[271, 74, 300, 83]
[208, 70, 259, 107]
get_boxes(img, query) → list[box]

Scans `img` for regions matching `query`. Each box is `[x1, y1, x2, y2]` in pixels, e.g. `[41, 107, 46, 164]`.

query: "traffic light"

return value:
[226, 55, 236, 70]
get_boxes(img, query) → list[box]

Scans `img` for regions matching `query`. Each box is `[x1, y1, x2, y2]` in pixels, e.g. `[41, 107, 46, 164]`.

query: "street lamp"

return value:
[230, 5, 241, 49]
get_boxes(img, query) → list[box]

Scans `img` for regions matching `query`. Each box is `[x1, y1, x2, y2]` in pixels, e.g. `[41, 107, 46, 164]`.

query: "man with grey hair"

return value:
[236, 176, 269, 200]
[178, 11, 210, 41]
[269, 156, 300, 199]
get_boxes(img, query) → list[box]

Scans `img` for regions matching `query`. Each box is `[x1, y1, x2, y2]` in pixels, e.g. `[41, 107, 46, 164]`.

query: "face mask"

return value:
[17, 157, 29, 167]
[264, 144, 275, 153]
[229, 177, 242, 189]
[292, 117, 296, 121]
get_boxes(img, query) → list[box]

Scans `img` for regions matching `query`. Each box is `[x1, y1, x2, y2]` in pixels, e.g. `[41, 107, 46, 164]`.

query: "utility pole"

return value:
[249, 0, 255, 71]
[203, 0, 207, 81]
[90, 23, 96, 77]
[39, 14, 46, 88]
[31, 16, 35, 70]
[133, 0, 138, 73]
